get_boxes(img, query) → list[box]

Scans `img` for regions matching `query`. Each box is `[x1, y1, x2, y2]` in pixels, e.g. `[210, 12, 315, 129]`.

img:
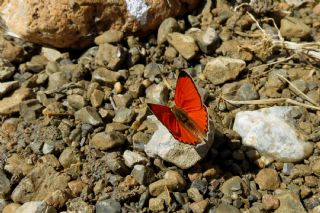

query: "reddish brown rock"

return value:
[0, 0, 199, 48]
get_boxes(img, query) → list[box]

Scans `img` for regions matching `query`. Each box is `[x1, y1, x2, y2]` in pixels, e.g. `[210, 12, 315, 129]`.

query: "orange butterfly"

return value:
[148, 70, 209, 145]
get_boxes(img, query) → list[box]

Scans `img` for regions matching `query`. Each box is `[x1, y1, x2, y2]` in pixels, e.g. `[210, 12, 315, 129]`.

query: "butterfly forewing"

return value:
[174, 71, 203, 112]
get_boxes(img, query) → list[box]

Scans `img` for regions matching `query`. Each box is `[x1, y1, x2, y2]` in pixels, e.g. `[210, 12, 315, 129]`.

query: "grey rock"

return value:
[0, 169, 10, 197]
[145, 83, 169, 104]
[0, 199, 8, 212]
[145, 116, 214, 169]
[123, 150, 148, 168]
[75, 107, 103, 126]
[157, 17, 180, 45]
[280, 16, 311, 39]
[67, 94, 86, 110]
[106, 152, 130, 176]
[195, 27, 220, 54]
[92, 67, 121, 87]
[215, 202, 240, 213]
[233, 106, 313, 162]
[204, 57, 246, 85]
[167, 32, 198, 60]
[236, 83, 259, 101]
[96, 199, 121, 213]
[95, 43, 126, 70]
[0, 80, 19, 98]
[290, 79, 308, 93]
[0, 59, 15, 81]
[144, 62, 161, 81]
[191, 179, 208, 194]
[113, 93, 133, 108]
[15, 201, 57, 213]
[131, 164, 155, 185]
[94, 30, 124, 45]
[113, 107, 135, 124]
[48, 72, 69, 90]
[91, 131, 126, 151]
[221, 176, 244, 196]
[282, 163, 294, 175]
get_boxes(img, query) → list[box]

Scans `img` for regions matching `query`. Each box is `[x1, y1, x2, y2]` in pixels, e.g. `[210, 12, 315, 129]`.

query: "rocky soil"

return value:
[1, 0, 320, 212]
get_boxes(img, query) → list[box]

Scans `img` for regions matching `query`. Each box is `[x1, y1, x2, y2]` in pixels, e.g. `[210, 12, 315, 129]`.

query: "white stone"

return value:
[145, 115, 214, 169]
[123, 150, 148, 168]
[233, 106, 313, 162]
[125, 0, 149, 25]
[41, 47, 63, 61]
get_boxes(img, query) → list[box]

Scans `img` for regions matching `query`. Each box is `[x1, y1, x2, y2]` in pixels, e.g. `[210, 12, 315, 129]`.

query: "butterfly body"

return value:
[148, 71, 209, 145]
[170, 105, 207, 143]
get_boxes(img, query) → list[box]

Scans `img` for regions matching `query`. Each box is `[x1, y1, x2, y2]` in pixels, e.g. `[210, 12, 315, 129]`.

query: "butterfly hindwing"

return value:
[148, 103, 199, 144]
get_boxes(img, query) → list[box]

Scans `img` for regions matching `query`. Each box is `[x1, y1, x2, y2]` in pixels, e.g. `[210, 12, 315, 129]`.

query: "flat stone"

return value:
[96, 199, 121, 213]
[233, 106, 313, 162]
[0, 81, 19, 98]
[0, 88, 33, 115]
[280, 16, 311, 39]
[204, 56, 246, 85]
[75, 107, 103, 126]
[145, 116, 214, 169]
[25, 55, 48, 73]
[113, 93, 133, 108]
[91, 131, 126, 151]
[167, 32, 198, 60]
[15, 201, 57, 213]
[235, 83, 259, 101]
[275, 191, 307, 213]
[11, 165, 69, 203]
[47, 72, 69, 90]
[255, 168, 280, 190]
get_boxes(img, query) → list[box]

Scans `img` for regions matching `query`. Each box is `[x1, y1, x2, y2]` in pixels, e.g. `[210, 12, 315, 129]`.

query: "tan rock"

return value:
[2, 203, 21, 213]
[167, 32, 198, 60]
[68, 180, 87, 196]
[0, 87, 33, 115]
[4, 153, 34, 176]
[11, 165, 70, 203]
[0, 0, 199, 48]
